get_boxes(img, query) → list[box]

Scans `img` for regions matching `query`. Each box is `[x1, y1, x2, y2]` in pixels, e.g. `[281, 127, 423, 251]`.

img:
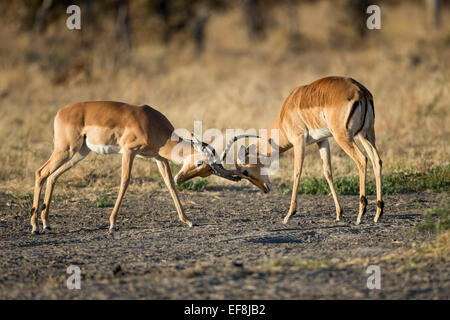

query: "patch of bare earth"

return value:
[0, 189, 448, 299]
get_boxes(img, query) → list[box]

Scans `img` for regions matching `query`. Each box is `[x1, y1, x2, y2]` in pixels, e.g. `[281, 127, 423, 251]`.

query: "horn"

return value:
[220, 134, 260, 164]
[190, 135, 217, 165]
[209, 163, 242, 182]
[189, 135, 242, 181]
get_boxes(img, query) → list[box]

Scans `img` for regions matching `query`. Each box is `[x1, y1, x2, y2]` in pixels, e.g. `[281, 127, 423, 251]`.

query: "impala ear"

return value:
[246, 144, 260, 165]
[248, 144, 257, 156]
[238, 145, 246, 164]
[268, 138, 280, 151]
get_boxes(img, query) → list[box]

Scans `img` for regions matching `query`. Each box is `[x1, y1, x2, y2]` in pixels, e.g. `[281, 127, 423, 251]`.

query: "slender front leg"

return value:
[283, 140, 305, 224]
[109, 149, 135, 233]
[317, 139, 343, 221]
[156, 158, 195, 227]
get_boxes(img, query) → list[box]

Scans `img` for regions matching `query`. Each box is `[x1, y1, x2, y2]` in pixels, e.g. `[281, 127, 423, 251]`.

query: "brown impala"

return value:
[30, 101, 254, 234]
[179, 76, 384, 225]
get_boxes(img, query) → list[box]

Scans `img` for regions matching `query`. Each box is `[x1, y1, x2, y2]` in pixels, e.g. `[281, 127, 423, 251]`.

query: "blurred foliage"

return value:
[0, 0, 383, 49]
[1, 0, 446, 54]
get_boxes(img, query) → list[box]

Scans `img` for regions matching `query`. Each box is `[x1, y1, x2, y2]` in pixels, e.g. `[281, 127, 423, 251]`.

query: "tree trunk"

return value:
[33, 0, 53, 34]
[426, 0, 441, 29]
[116, 0, 131, 50]
[285, 0, 301, 52]
[241, 0, 267, 41]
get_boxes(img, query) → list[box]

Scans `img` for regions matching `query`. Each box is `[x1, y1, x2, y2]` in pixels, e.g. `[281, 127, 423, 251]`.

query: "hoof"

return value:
[43, 224, 51, 231]
[282, 217, 290, 225]
[355, 219, 361, 225]
[31, 229, 40, 235]
[187, 221, 197, 227]
[109, 225, 118, 234]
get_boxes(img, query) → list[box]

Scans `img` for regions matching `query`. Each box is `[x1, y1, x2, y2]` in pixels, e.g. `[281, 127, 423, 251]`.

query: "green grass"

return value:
[93, 188, 114, 208]
[4, 192, 33, 215]
[177, 178, 208, 191]
[417, 198, 450, 234]
[277, 165, 450, 195]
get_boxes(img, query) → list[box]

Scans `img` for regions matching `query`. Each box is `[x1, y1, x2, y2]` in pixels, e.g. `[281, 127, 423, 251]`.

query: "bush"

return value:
[93, 188, 114, 208]
[417, 198, 450, 234]
[177, 178, 208, 191]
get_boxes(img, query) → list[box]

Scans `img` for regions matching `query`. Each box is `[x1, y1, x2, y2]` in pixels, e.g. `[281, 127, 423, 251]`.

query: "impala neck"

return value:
[158, 136, 197, 165]
[257, 118, 292, 157]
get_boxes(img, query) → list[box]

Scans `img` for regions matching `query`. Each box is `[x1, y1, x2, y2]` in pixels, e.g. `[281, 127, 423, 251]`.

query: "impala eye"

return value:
[196, 161, 203, 167]
[242, 169, 249, 177]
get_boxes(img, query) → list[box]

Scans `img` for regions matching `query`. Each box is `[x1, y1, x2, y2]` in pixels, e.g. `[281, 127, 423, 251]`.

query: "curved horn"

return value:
[209, 163, 242, 182]
[191, 135, 218, 165]
[220, 134, 260, 164]
[190, 135, 242, 182]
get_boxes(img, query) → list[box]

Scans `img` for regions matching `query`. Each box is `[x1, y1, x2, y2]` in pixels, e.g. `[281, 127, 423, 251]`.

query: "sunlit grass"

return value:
[277, 165, 450, 195]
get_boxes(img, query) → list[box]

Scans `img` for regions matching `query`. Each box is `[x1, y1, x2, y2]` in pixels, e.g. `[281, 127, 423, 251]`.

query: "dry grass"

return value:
[256, 197, 450, 273]
[0, 1, 449, 197]
[340, 231, 450, 272]
[257, 230, 450, 273]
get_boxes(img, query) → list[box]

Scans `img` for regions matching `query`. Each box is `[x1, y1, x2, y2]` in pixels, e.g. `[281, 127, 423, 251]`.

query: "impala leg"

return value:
[31, 149, 71, 234]
[334, 135, 367, 225]
[358, 132, 384, 222]
[317, 139, 343, 221]
[40, 147, 90, 230]
[156, 158, 195, 227]
[109, 150, 135, 233]
[283, 140, 305, 225]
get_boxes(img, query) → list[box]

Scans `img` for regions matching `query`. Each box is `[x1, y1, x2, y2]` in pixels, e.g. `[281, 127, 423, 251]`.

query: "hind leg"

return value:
[40, 145, 90, 230]
[333, 134, 368, 225]
[358, 131, 384, 222]
[31, 149, 71, 234]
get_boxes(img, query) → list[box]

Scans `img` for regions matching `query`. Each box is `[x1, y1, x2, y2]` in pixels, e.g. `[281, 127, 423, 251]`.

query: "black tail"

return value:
[346, 99, 367, 136]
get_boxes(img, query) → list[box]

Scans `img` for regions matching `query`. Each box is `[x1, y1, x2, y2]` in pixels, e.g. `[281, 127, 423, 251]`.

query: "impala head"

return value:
[174, 135, 240, 185]
[174, 135, 272, 193]
[235, 144, 272, 193]
[174, 152, 213, 185]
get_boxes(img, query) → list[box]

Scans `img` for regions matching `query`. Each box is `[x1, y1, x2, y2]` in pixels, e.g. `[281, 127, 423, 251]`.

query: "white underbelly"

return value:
[85, 140, 154, 159]
[86, 140, 123, 155]
[136, 154, 152, 159]
[304, 127, 332, 145]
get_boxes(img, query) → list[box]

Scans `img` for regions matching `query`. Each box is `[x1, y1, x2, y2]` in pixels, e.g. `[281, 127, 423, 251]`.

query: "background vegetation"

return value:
[0, 0, 449, 198]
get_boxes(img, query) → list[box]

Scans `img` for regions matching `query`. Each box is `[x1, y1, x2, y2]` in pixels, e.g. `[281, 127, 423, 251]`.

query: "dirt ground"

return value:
[0, 187, 448, 299]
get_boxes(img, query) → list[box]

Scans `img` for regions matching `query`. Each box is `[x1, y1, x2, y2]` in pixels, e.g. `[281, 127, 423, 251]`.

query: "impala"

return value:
[30, 101, 252, 234]
[178, 76, 384, 225]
